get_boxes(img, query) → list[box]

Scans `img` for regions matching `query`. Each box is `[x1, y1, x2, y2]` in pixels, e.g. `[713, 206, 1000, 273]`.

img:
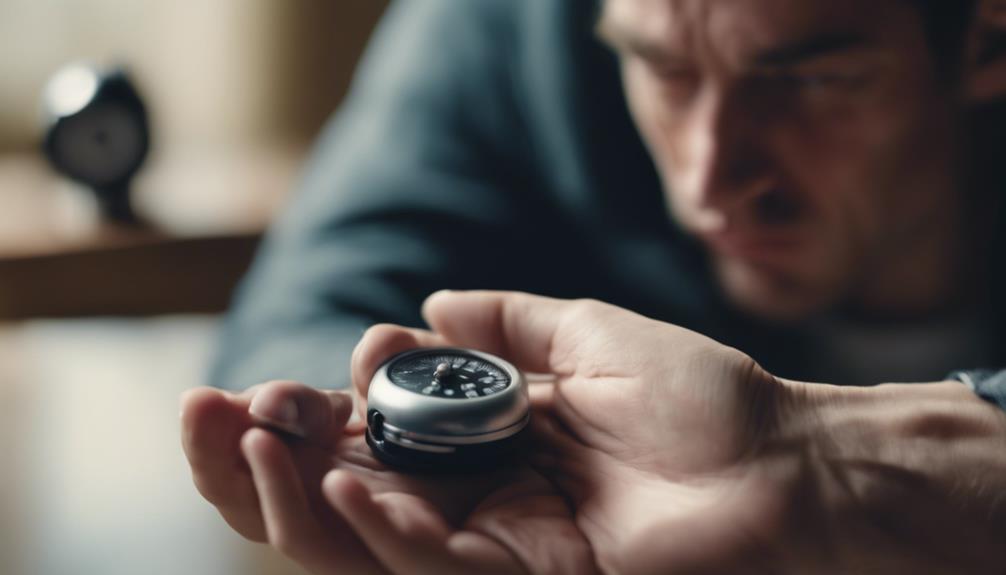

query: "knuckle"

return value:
[360, 323, 402, 346]
[192, 474, 235, 506]
[562, 298, 621, 337]
[179, 388, 227, 428]
[566, 298, 620, 322]
[219, 511, 267, 544]
[355, 324, 409, 369]
[235, 527, 267, 544]
[260, 379, 307, 395]
[566, 298, 604, 321]
[269, 529, 308, 558]
[180, 398, 241, 465]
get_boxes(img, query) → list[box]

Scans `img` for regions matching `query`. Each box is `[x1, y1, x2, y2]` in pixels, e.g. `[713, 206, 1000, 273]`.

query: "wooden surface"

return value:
[0, 153, 283, 319]
[0, 233, 261, 319]
[0, 317, 310, 575]
[0, 152, 288, 257]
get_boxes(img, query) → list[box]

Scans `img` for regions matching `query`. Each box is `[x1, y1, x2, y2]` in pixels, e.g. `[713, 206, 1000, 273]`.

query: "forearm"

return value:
[785, 379, 1006, 572]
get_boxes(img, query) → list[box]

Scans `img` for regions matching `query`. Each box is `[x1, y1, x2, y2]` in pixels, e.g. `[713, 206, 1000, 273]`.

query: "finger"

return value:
[421, 290, 594, 375]
[525, 413, 597, 506]
[247, 380, 354, 449]
[445, 533, 525, 575]
[323, 470, 520, 575]
[350, 324, 447, 420]
[180, 386, 266, 541]
[242, 429, 387, 575]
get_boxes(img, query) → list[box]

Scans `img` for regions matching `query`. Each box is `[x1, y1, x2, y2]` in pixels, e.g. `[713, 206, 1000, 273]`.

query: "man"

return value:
[181, 0, 1006, 572]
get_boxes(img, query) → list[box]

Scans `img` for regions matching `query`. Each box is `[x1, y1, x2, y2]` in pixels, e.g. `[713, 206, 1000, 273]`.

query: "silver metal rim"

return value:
[369, 346, 530, 442]
[376, 412, 530, 454]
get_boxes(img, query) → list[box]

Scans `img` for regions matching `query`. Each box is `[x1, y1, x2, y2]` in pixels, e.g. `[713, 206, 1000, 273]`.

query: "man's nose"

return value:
[682, 91, 774, 213]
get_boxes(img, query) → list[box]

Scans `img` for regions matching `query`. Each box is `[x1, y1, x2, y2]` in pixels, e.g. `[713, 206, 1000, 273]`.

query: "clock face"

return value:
[387, 350, 512, 400]
[50, 102, 145, 187]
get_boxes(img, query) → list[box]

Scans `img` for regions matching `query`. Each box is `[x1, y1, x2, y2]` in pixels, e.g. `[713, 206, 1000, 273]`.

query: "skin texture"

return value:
[182, 291, 1006, 574]
[601, 0, 975, 320]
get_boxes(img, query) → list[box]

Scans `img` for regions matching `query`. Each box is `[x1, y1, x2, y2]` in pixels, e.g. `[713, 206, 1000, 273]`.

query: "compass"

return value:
[366, 347, 529, 472]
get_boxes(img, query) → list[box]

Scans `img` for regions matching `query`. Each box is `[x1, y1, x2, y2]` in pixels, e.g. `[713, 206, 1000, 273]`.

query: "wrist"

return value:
[794, 379, 1006, 473]
[775, 378, 1006, 572]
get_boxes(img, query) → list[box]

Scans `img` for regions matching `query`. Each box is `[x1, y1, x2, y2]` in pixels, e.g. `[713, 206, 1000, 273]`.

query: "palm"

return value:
[538, 301, 775, 465]
[508, 304, 789, 573]
[556, 452, 790, 575]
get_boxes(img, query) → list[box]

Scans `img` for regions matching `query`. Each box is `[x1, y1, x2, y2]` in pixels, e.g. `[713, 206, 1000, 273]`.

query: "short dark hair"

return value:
[909, 0, 979, 78]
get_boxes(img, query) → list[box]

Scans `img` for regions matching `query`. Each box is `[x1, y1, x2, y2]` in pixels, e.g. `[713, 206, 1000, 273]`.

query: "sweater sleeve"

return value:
[950, 370, 1006, 413]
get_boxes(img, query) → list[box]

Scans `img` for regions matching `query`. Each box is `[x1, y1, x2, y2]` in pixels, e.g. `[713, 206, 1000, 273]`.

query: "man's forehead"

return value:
[598, 0, 914, 64]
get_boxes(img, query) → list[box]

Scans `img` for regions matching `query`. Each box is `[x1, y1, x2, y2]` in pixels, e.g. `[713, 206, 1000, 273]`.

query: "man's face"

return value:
[601, 0, 967, 321]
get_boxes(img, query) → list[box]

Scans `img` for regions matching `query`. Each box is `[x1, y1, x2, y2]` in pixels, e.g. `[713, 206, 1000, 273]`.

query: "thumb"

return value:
[248, 380, 354, 449]
[421, 290, 574, 375]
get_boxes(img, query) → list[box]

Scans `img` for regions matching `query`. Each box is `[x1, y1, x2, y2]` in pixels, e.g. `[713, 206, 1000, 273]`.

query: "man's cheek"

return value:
[662, 181, 704, 232]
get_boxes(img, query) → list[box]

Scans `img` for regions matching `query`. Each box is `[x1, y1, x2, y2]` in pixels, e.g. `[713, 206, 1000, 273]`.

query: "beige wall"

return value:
[0, 0, 388, 236]
[0, 0, 388, 152]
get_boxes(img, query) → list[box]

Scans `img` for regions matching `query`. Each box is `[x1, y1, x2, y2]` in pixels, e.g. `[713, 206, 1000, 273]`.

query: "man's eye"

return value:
[780, 72, 866, 91]
[790, 74, 840, 88]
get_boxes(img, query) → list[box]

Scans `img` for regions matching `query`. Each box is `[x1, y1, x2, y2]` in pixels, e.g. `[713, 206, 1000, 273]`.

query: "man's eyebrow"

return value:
[595, 15, 680, 63]
[752, 33, 873, 67]
[596, 14, 875, 68]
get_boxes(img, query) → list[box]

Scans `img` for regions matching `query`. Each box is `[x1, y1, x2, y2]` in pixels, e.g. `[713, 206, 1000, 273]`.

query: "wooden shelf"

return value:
[0, 152, 287, 318]
[0, 233, 260, 319]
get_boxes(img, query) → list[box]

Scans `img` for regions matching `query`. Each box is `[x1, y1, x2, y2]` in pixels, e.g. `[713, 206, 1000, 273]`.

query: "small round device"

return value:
[366, 347, 529, 472]
[41, 63, 150, 224]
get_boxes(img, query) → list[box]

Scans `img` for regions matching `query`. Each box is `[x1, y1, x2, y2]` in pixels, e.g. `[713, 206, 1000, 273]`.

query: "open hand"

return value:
[181, 302, 600, 574]
[181, 290, 816, 574]
[183, 291, 1006, 574]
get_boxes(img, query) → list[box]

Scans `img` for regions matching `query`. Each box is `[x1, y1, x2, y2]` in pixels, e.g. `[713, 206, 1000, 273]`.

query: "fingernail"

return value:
[250, 398, 306, 438]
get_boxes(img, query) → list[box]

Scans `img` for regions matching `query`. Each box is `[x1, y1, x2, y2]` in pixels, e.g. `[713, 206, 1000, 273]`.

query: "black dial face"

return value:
[388, 351, 511, 400]
[52, 103, 145, 186]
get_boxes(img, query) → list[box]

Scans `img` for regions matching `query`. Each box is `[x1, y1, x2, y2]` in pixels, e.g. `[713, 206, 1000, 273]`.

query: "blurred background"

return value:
[0, 1, 387, 573]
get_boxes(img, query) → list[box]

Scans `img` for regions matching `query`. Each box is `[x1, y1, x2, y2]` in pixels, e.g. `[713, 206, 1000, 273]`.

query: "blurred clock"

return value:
[41, 64, 150, 225]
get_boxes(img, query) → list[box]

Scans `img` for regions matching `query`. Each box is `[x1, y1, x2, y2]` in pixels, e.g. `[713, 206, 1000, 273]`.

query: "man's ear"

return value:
[967, 0, 1006, 102]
